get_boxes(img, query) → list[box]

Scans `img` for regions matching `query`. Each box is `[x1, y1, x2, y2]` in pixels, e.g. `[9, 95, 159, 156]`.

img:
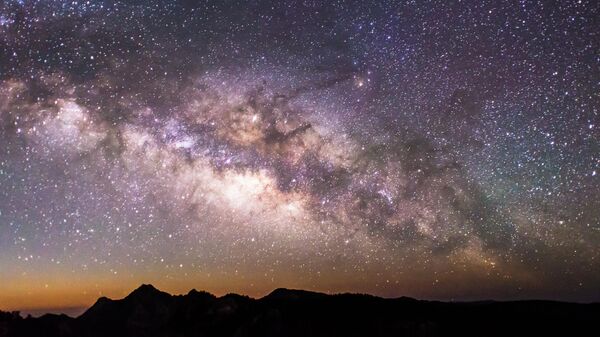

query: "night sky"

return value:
[1, 0, 599, 313]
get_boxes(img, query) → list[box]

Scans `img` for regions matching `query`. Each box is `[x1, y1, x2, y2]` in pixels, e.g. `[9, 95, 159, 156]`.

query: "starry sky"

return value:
[0, 0, 599, 313]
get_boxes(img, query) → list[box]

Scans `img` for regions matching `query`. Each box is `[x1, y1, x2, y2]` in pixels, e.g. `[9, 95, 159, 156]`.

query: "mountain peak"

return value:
[137, 283, 158, 291]
[263, 288, 326, 301]
[79, 296, 114, 320]
[130, 284, 159, 295]
[125, 284, 171, 301]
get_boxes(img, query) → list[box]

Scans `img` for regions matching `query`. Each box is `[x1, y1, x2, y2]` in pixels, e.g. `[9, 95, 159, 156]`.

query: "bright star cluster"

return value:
[0, 0, 598, 312]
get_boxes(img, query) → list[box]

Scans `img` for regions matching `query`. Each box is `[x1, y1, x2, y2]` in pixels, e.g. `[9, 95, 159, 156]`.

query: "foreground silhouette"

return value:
[1, 284, 598, 337]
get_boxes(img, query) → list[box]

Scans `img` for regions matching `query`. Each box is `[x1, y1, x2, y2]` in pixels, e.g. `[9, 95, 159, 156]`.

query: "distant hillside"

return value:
[1, 284, 598, 337]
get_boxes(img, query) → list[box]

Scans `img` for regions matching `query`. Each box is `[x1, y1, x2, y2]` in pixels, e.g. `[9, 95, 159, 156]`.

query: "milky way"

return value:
[0, 0, 599, 311]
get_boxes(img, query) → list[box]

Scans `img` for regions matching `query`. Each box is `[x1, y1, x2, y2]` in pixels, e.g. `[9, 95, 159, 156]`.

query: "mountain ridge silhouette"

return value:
[1, 284, 598, 337]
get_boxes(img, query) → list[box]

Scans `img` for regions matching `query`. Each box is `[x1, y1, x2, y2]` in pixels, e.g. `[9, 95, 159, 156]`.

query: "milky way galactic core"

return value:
[0, 0, 599, 311]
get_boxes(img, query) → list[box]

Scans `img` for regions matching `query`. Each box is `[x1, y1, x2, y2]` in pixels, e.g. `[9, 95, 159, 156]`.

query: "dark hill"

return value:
[1, 285, 598, 337]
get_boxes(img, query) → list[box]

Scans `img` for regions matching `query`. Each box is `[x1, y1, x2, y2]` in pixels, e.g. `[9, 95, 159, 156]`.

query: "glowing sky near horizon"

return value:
[0, 0, 599, 312]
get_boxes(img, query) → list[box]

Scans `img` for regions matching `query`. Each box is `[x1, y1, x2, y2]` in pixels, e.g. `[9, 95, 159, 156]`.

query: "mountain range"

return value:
[1, 284, 598, 337]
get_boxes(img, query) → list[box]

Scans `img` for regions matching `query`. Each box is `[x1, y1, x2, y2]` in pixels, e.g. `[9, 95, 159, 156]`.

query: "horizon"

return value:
[1, 0, 599, 313]
[3, 285, 598, 337]
[6, 283, 600, 318]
